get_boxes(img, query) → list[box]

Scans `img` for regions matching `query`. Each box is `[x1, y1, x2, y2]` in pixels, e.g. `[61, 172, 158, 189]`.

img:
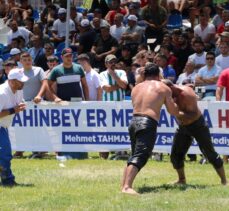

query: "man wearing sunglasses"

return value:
[195, 51, 222, 99]
[99, 54, 128, 159]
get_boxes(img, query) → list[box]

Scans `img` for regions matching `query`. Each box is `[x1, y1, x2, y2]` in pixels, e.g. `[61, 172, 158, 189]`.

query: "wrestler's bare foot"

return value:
[173, 179, 186, 185]
[221, 180, 227, 186]
[122, 187, 139, 195]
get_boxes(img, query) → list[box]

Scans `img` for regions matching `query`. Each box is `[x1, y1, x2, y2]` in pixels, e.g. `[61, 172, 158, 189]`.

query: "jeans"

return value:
[0, 127, 15, 185]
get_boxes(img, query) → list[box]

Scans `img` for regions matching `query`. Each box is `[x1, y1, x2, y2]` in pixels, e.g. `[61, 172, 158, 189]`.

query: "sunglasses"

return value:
[4, 63, 15, 67]
[108, 60, 116, 64]
[206, 57, 215, 60]
[45, 47, 52, 50]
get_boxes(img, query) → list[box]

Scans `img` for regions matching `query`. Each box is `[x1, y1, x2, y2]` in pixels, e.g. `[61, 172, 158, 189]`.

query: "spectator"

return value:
[44, 55, 59, 100]
[160, 44, 178, 71]
[99, 54, 128, 159]
[7, 19, 33, 47]
[9, 48, 22, 68]
[141, 0, 168, 49]
[215, 41, 229, 70]
[40, 0, 58, 25]
[51, 8, 76, 46]
[120, 15, 143, 55]
[78, 19, 97, 54]
[70, 5, 83, 27]
[77, 53, 102, 101]
[34, 42, 55, 71]
[91, 22, 119, 71]
[48, 48, 89, 102]
[194, 13, 216, 49]
[118, 45, 133, 67]
[0, 59, 7, 84]
[3, 60, 17, 77]
[28, 35, 45, 64]
[155, 53, 176, 82]
[105, 0, 127, 25]
[12, 0, 34, 24]
[211, 5, 224, 29]
[217, 10, 229, 34]
[188, 39, 206, 73]
[33, 22, 50, 44]
[195, 51, 222, 98]
[110, 13, 126, 43]
[13, 52, 52, 159]
[176, 60, 196, 85]
[216, 67, 229, 163]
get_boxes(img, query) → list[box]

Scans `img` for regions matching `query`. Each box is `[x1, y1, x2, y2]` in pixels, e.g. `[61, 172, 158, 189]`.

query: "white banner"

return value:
[8, 101, 229, 154]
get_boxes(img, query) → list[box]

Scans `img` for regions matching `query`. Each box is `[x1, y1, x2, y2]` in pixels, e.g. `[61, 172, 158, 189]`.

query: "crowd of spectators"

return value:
[1, 0, 229, 161]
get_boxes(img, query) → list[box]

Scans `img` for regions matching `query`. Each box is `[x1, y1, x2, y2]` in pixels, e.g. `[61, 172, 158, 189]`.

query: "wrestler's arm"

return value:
[164, 88, 179, 116]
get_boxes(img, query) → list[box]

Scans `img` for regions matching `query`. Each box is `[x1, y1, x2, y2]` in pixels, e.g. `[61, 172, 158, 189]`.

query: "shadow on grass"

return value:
[1, 183, 35, 188]
[138, 183, 209, 194]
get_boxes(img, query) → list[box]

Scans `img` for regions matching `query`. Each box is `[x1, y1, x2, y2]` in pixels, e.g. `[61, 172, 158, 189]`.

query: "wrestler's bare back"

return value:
[131, 80, 178, 121]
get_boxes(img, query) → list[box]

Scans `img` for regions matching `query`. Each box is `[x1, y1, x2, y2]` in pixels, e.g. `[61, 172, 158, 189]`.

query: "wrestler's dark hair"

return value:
[144, 63, 160, 77]
[161, 79, 174, 88]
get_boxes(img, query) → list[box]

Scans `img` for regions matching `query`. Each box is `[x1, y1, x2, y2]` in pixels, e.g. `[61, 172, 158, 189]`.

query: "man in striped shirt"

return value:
[99, 54, 128, 159]
[100, 54, 128, 101]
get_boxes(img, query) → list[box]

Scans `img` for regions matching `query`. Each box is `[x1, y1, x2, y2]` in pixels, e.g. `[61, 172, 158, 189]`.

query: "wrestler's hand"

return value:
[14, 103, 26, 113]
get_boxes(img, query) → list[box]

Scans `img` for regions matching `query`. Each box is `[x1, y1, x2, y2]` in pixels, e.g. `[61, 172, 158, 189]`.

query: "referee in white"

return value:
[0, 68, 28, 187]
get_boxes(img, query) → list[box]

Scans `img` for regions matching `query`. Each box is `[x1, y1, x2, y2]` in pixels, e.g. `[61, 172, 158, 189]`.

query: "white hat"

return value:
[225, 21, 229, 27]
[10, 48, 21, 56]
[127, 15, 138, 22]
[8, 68, 29, 82]
[80, 19, 90, 27]
[58, 8, 67, 14]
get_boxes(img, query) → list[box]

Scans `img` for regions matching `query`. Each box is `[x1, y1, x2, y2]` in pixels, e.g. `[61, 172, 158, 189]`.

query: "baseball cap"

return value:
[77, 53, 90, 61]
[220, 31, 229, 38]
[127, 15, 138, 22]
[80, 19, 90, 27]
[94, 8, 102, 14]
[61, 48, 73, 56]
[225, 21, 229, 27]
[8, 68, 29, 82]
[105, 54, 117, 63]
[10, 48, 21, 56]
[58, 8, 67, 15]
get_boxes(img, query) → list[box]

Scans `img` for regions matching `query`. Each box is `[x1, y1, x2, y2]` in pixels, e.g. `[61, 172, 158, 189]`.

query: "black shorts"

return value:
[127, 114, 158, 170]
[171, 115, 223, 169]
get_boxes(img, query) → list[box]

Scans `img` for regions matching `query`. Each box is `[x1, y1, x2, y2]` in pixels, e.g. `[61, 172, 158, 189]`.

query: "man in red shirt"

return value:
[105, 0, 127, 25]
[216, 68, 229, 163]
[216, 68, 229, 101]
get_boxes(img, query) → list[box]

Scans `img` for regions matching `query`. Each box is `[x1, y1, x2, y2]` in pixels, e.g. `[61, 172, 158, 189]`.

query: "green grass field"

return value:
[1, 155, 229, 211]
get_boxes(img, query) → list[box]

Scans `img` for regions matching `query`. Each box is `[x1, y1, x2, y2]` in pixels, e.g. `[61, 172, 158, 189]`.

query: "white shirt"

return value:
[194, 23, 216, 43]
[0, 81, 24, 127]
[7, 27, 31, 45]
[215, 54, 229, 71]
[52, 19, 76, 37]
[176, 71, 196, 85]
[188, 52, 207, 72]
[85, 69, 101, 101]
[110, 25, 126, 42]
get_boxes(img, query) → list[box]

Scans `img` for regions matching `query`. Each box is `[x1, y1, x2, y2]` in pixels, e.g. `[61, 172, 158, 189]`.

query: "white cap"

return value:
[132, 0, 141, 3]
[127, 15, 138, 22]
[225, 21, 229, 27]
[58, 8, 67, 14]
[8, 68, 29, 82]
[10, 48, 21, 56]
[80, 19, 90, 27]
